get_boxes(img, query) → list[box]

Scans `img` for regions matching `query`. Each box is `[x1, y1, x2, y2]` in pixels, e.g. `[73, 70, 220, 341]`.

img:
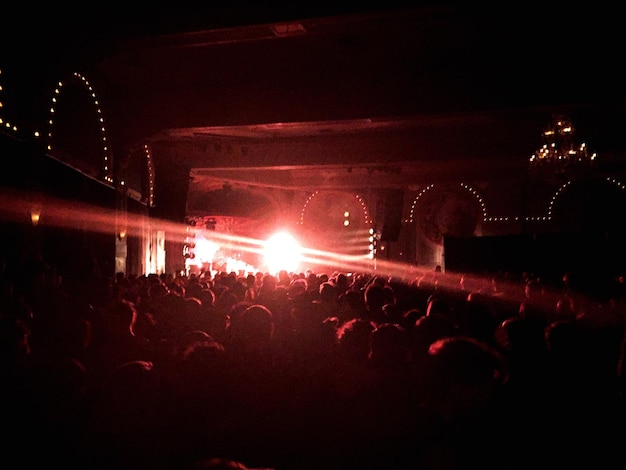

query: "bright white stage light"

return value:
[263, 230, 302, 275]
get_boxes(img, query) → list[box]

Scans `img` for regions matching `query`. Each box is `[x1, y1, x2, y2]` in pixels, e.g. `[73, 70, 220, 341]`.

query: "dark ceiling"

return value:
[94, 4, 625, 150]
[2, 3, 625, 215]
[5, 4, 624, 143]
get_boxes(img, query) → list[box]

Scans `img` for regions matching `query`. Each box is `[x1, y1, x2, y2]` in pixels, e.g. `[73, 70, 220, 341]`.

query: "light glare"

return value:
[264, 231, 302, 275]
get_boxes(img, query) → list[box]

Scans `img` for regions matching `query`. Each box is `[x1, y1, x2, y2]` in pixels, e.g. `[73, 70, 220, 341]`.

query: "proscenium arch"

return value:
[189, 183, 284, 237]
[46, 72, 113, 184]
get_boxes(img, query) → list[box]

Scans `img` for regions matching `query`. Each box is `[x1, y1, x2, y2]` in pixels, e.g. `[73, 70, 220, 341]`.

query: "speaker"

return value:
[380, 189, 404, 242]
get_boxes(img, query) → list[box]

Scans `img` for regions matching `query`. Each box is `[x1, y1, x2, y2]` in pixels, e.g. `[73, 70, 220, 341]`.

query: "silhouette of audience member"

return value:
[318, 280, 340, 313]
[460, 292, 499, 347]
[166, 334, 236, 463]
[0, 313, 31, 368]
[424, 335, 509, 418]
[337, 287, 368, 323]
[544, 319, 585, 396]
[221, 303, 298, 468]
[518, 277, 552, 326]
[411, 310, 460, 370]
[335, 317, 376, 365]
[420, 335, 511, 468]
[401, 306, 425, 330]
[331, 272, 351, 298]
[255, 273, 280, 311]
[84, 359, 176, 468]
[243, 273, 257, 302]
[364, 281, 393, 324]
[25, 356, 90, 466]
[426, 294, 458, 327]
[368, 322, 411, 369]
[228, 304, 275, 357]
[214, 289, 240, 318]
[494, 314, 549, 400]
[327, 317, 377, 422]
[86, 298, 157, 383]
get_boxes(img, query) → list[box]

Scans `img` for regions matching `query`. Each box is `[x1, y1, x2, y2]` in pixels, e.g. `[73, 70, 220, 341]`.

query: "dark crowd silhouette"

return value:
[2, 254, 626, 469]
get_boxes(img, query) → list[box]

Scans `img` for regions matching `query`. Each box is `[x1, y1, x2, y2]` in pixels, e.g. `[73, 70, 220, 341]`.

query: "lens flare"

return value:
[263, 231, 302, 275]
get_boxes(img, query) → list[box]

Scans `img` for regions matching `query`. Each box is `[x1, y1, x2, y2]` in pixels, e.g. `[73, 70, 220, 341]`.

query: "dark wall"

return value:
[1, 131, 118, 281]
[151, 158, 191, 223]
[444, 230, 626, 295]
[380, 189, 404, 242]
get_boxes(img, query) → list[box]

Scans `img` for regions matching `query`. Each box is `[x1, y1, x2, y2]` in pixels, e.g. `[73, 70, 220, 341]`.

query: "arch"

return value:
[409, 183, 488, 223]
[410, 183, 483, 247]
[550, 177, 626, 232]
[297, 190, 374, 271]
[141, 144, 155, 207]
[46, 72, 113, 184]
[122, 144, 155, 207]
[408, 183, 436, 224]
[299, 190, 372, 227]
[546, 180, 574, 220]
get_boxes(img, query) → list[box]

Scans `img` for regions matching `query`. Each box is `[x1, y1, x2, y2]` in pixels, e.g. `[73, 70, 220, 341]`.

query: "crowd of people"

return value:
[2, 254, 626, 469]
